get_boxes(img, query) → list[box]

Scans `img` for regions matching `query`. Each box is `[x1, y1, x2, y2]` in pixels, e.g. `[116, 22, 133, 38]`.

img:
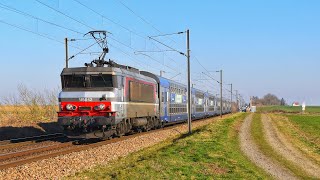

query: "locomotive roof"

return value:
[61, 67, 134, 74]
[61, 67, 157, 83]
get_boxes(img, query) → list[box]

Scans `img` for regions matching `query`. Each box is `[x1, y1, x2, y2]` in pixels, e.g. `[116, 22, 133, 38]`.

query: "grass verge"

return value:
[69, 113, 268, 179]
[257, 106, 320, 114]
[271, 114, 320, 164]
[251, 113, 312, 179]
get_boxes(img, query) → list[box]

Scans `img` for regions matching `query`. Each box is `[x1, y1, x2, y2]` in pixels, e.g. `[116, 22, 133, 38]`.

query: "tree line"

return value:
[252, 93, 286, 106]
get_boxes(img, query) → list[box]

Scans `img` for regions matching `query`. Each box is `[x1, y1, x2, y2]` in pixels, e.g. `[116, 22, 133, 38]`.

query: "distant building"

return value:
[292, 102, 300, 106]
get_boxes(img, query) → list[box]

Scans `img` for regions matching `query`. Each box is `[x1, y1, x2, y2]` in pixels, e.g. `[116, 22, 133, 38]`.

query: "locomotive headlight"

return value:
[94, 104, 106, 111]
[66, 104, 77, 111]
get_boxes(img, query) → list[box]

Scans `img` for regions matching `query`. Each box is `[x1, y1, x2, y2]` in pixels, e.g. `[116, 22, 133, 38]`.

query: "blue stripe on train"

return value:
[160, 111, 217, 123]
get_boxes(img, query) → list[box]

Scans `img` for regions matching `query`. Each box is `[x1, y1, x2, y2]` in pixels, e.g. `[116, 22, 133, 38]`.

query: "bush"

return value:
[0, 84, 59, 126]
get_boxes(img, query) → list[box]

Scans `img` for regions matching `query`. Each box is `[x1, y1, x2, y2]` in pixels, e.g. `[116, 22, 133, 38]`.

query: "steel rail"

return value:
[0, 142, 73, 161]
[0, 133, 65, 150]
[0, 115, 229, 170]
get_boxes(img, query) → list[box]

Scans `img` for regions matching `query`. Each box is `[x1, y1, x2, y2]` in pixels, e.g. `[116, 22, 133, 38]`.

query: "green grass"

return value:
[257, 106, 320, 113]
[251, 113, 313, 179]
[286, 115, 320, 139]
[283, 114, 320, 156]
[69, 113, 269, 179]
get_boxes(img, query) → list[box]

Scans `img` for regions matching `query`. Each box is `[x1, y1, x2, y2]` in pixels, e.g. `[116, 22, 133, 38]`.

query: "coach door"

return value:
[160, 86, 169, 121]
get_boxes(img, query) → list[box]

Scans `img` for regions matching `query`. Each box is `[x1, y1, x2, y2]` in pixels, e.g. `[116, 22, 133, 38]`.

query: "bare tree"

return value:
[252, 93, 284, 106]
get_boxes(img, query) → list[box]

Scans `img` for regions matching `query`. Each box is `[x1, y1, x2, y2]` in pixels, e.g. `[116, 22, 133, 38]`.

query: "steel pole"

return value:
[65, 38, 68, 68]
[231, 83, 232, 113]
[220, 70, 222, 118]
[236, 90, 238, 112]
[187, 29, 192, 134]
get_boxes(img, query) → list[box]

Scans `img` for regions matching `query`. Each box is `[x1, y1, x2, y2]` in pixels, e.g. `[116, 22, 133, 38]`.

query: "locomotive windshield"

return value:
[62, 74, 113, 89]
[90, 74, 113, 87]
[63, 75, 85, 88]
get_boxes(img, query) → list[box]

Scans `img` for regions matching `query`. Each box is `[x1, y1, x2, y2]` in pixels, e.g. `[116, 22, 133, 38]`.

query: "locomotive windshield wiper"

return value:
[99, 74, 108, 87]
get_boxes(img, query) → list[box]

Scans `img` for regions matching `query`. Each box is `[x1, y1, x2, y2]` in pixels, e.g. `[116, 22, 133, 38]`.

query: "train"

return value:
[57, 59, 231, 138]
[57, 31, 231, 138]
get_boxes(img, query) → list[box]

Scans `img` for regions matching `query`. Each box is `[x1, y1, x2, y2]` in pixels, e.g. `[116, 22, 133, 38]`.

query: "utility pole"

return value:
[235, 90, 239, 112]
[65, 38, 68, 68]
[220, 70, 222, 118]
[187, 29, 192, 134]
[146, 30, 191, 134]
[230, 83, 233, 113]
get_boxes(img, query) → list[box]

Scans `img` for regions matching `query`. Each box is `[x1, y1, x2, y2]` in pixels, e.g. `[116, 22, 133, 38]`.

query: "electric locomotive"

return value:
[58, 31, 161, 138]
[57, 31, 232, 138]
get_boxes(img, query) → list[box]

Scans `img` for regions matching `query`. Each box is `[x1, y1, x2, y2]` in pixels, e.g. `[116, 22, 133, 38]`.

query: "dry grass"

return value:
[0, 84, 59, 127]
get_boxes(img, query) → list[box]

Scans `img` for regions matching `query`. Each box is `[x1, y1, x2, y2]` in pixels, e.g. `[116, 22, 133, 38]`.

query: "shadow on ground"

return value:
[0, 122, 63, 141]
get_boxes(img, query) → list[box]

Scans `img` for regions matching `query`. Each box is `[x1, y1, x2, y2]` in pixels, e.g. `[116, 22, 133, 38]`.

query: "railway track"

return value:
[0, 115, 228, 170]
[0, 133, 65, 150]
[0, 128, 161, 170]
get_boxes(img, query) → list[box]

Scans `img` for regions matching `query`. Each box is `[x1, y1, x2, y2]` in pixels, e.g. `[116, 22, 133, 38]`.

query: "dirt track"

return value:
[262, 114, 320, 178]
[239, 114, 297, 180]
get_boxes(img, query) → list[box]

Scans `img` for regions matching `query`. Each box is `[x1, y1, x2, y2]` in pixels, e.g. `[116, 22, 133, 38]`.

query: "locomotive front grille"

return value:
[79, 106, 91, 111]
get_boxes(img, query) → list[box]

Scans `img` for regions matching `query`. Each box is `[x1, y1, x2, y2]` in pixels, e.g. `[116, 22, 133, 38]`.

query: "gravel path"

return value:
[262, 114, 320, 178]
[0, 116, 223, 179]
[239, 114, 297, 180]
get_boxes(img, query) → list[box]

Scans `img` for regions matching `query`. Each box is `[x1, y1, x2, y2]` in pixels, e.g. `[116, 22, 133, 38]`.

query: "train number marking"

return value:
[79, 97, 93, 102]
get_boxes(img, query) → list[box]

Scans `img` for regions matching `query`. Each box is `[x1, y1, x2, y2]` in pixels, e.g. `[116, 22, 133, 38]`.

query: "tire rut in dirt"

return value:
[239, 114, 297, 180]
[262, 114, 320, 178]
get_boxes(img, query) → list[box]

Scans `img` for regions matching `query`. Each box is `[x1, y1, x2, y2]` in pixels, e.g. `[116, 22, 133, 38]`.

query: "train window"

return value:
[161, 92, 165, 102]
[90, 74, 113, 87]
[63, 75, 85, 88]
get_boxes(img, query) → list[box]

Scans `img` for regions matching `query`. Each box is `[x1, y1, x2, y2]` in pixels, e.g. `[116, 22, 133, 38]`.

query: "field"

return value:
[257, 105, 320, 113]
[0, 84, 58, 126]
[0, 105, 57, 126]
[275, 114, 320, 159]
[70, 113, 269, 179]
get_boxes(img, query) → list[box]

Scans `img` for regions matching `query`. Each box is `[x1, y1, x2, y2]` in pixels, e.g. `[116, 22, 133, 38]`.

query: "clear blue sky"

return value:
[0, 0, 319, 105]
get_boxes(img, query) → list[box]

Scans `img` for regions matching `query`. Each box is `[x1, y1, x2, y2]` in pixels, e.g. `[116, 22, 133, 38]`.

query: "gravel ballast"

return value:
[0, 116, 223, 179]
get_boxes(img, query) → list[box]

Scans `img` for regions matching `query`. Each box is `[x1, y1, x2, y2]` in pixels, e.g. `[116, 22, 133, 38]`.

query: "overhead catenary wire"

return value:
[149, 32, 185, 38]
[109, 1, 240, 98]
[108, 36, 181, 73]
[4, 1, 234, 95]
[148, 36, 186, 56]
[202, 71, 220, 84]
[72, 0, 184, 73]
[37, 0, 181, 74]
[0, 3, 83, 35]
[0, 19, 81, 50]
[35, 0, 94, 30]
[68, 41, 100, 60]
[108, 42, 158, 71]
[33, 0, 155, 70]
[115, 0, 172, 39]
[72, 0, 145, 39]
[114, 0, 189, 67]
